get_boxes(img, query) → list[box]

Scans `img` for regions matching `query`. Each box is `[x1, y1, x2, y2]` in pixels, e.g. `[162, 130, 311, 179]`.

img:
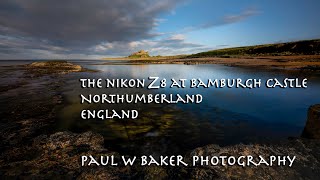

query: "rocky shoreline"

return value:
[1, 122, 319, 179]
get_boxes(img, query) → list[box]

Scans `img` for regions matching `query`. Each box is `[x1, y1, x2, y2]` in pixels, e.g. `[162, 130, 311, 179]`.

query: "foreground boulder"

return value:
[1, 132, 320, 179]
[186, 139, 320, 180]
[0, 131, 130, 179]
[302, 104, 320, 139]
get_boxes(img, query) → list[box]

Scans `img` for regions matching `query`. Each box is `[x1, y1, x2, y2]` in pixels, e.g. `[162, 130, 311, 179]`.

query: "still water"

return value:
[2, 60, 320, 155]
[56, 60, 320, 155]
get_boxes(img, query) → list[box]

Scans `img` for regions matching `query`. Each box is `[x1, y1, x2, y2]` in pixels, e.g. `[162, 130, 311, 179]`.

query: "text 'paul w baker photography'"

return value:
[81, 155, 296, 167]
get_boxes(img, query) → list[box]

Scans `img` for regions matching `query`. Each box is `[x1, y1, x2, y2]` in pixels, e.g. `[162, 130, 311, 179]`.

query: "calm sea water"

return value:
[2, 60, 320, 155]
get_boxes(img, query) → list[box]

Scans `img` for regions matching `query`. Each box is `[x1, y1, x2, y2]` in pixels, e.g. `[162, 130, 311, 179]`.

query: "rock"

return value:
[77, 168, 123, 180]
[140, 166, 168, 180]
[186, 139, 320, 180]
[2, 132, 320, 179]
[302, 104, 320, 139]
[26, 60, 83, 75]
[0, 131, 131, 179]
[33, 131, 105, 151]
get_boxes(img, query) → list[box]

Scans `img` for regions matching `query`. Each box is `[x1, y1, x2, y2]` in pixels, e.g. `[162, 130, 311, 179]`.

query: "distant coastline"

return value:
[102, 39, 320, 71]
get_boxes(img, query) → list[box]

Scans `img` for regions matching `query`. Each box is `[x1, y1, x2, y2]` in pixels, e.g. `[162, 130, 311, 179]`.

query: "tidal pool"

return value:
[54, 60, 320, 155]
[2, 60, 319, 156]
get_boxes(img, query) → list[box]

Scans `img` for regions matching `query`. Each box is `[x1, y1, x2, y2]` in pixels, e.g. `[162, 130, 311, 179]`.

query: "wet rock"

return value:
[33, 131, 105, 151]
[137, 166, 168, 180]
[302, 104, 320, 139]
[0, 131, 131, 179]
[77, 168, 124, 180]
[2, 132, 320, 179]
[26, 60, 83, 76]
[186, 139, 320, 180]
[28, 60, 82, 70]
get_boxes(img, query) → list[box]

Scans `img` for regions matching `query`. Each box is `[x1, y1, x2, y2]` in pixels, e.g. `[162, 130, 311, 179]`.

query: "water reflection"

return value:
[57, 60, 320, 155]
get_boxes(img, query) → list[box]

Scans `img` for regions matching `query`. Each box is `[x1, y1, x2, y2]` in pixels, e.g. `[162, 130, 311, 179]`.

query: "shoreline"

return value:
[104, 55, 320, 71]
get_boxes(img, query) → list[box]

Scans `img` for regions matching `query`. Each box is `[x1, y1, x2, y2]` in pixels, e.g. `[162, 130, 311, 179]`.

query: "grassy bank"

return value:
[187, 39, 320, 58]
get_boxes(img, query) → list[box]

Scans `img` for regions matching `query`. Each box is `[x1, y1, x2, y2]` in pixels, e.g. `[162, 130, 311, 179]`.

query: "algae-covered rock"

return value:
[186, 139, 320, 180]
[26, 60, 83, 75]
[33, 131, 104, 151]
[0, 131, 130, 179]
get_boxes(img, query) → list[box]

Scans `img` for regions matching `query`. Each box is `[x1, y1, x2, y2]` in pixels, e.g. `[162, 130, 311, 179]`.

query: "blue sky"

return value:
[157, 0, 320, 47]
[0, 0, 319, 59]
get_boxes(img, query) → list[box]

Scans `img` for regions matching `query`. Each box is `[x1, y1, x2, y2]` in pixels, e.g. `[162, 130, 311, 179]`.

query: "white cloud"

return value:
[169, 34, 185, 41]
[223, 8, 261, 23]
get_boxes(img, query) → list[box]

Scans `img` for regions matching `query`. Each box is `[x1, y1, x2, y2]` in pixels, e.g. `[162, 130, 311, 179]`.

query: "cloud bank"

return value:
[0, 1, 259, 59]
[92, 34, 211, 56]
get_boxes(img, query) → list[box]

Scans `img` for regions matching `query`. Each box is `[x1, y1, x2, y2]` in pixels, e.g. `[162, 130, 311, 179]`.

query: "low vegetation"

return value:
[187, 39, 320, 58]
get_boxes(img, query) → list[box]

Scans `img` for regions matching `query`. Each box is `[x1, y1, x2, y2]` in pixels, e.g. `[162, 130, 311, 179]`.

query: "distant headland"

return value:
[128, 50, 150, 58]
[103, 39, 320, 71]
